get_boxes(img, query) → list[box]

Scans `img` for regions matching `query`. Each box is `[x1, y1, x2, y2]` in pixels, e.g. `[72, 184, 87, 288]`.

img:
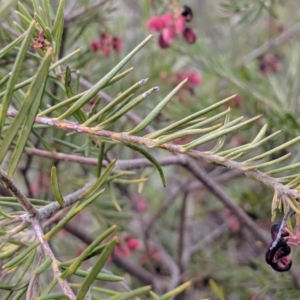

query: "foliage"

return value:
[0, 0, 300, 299]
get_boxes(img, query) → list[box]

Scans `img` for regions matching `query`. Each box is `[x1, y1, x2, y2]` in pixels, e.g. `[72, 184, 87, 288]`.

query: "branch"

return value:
[6, 110, 299, 200]
[0, 168, 38, 216]
[21, 180, 95, 222]
[22, 147, 183, 169]
[31, 220, 76, 299]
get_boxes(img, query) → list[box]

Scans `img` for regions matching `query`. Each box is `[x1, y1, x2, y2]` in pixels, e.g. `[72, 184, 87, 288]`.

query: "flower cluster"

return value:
[258, 53, 282, 75]
[89, 32, 122, 57]
[113, 235, 140, 258]
[147, 5, 196, 49]
[160, 69, 202, 104]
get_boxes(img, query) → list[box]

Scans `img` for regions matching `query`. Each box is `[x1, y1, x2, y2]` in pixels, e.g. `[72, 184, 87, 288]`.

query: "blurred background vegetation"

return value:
[1, 0, 300, 299]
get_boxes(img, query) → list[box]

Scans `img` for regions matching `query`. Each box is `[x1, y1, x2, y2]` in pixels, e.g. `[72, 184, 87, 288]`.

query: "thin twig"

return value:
[0, 168, 38, 216]
[0, 222, 29, 244]
[31, 219, 76, 299]
[22, 180, 95, 222]
[26, 246, 43, 300]
[238, 21, 300, 67]
[177, 191, 188, 273]
[22, 147, 183, 169]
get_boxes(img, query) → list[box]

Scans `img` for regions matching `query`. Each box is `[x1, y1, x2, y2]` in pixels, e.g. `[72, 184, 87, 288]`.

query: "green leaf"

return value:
[243, 135, 300, 163]
[242, 153, 291, 171]
[61, 225, 116, 279]
[97, 86, 159, 128]
[151, 124, 222, 148]
[18, 2, 33, 20]
[40, 294, 69, 300]
[156, 281, 191, 300]
[7, 47, 52, 177]
[55, 34, 153, 120]
[65, 66, 73, 97]
[0, 73, 11, 88]
[122, 142, 166, 187]
[84, 78, 149, 127]
[34, 256, 52, 275]
[59, 266, 124, 282]
[106, 286, 152, 300]
[210, 110, 231, 153]
[181, 115, 262, 152]
[97, 141, 105, 177]
[50, 166, 65, 207]
[146, 94, 237, 139]
[38, 67, 133, 117]
[44, 189, 104, 240]
[127, 79, 188, 135]
[79, 159, 117, 199]
[0, 20, 36, 136]
[52, 0, 64, 57]
[76, 237, 118, 300]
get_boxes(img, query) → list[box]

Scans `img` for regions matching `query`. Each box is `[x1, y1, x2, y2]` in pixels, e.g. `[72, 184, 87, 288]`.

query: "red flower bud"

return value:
[183, 27, 196, 44]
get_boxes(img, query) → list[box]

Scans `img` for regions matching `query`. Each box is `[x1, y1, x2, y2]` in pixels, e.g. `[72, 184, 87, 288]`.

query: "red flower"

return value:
[147, 8, 196, 49]
[89, 32, 122, 57]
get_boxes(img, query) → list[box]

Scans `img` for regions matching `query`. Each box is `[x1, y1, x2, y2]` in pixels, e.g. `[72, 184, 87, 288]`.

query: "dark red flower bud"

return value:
[158, 33, 170, 49]
[181, 5, 193, 22]
[89, 40, 101, 52]
[183, 27, 196, 44]
[112, 37, 122, 52]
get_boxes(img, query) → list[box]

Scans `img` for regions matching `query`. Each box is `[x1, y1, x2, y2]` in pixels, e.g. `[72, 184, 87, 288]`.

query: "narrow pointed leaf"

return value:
[38, 68, 133, 117]
[79, 159, 117, 200]
[0, 32, 25, 60]
[76, 237, 118, 300]
[7, 48, 52, 177]
[157, 281, 191, 300]
[127, 79, 188, 135]
[44, 189, 104, 241]
[242, 153, 291, 171]
[84, 78, 148, 127]
[34, 257, 52, 275]
[146, 94, 237, 139]
[61, 225, 116, 279]
[107, 286, 152, 300]
[182, 115, 262, 152]
[210, 110, 230, 153]
[244, 135, 300, 163]
[0, 20, 36, 136]
[18, 2, 33, 20]
[151, 124, 222, 148]
[0, 73, 11, 88]
[97, 87, 159, 128]
[122, 142, 166, 187]
[65, 66, 73, 97]
[50, 166, 65, 207]
[97, 142, 105, 177]
[109, 182, 122, 211]
[52, 0, 64, 56]
[266, 162, 300, 175]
